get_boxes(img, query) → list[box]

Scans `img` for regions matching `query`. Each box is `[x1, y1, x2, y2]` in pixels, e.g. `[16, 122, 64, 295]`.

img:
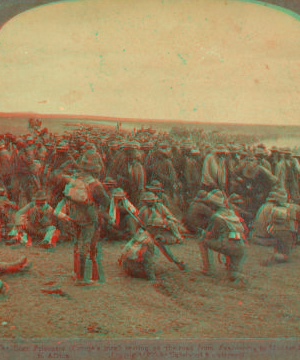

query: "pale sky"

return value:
[0, 0, 300, 125]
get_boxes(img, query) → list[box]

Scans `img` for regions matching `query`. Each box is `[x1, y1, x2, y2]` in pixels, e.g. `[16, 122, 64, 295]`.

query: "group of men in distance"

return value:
[0, 118, 300, 296]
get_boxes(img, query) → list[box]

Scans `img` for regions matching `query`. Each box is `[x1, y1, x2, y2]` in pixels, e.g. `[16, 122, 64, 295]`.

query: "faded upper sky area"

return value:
[0, 0, 300, 125]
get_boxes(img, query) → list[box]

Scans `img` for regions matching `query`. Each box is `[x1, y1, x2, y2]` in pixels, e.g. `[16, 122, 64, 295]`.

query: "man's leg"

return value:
[261, 231, 294, 266]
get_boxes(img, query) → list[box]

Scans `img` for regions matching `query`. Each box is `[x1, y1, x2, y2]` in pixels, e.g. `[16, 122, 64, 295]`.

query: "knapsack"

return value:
[64, 178, 95, 205]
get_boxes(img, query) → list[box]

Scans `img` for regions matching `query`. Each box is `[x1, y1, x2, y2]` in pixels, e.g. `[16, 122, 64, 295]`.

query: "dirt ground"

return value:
[0, 116, 300, 341]
[1, 237, 300, 341]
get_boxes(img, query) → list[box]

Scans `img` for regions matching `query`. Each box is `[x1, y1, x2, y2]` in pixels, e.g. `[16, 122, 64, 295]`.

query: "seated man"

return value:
[8, 190, 61, 248]
[198, 190, 248, 286]
[250, 189, 288, 246]
[118, 227, 158, 282]
[139, 192, 186, 245]
[146, 180, 172, 209]
[259, 192, 300, 266]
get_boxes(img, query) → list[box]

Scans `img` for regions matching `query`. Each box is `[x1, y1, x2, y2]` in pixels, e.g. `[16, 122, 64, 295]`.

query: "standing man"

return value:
[57, 167, 111, 286]
[200, 145, 229, 194]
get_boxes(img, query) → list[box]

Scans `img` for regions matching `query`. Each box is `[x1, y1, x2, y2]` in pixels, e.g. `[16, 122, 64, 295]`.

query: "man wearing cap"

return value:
[9, 190, 61, 248]
[198, 190, 248, 286]
[200, 145, 229, 194]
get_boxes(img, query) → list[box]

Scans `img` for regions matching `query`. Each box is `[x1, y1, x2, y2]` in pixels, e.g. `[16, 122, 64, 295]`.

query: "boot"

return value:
[96, 242, 105, 283]
[92, 259, 99, 281]
[79, 253, 86, 280]
[76, 256, 99, 286]
[83, 257, 93, 283]
[199, 243, 214, 276]
[72, 250, 81, 279]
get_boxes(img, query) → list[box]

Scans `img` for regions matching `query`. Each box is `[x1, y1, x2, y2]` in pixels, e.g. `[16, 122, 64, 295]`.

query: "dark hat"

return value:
[56, 142, 69, 152]
[146, 180, 164, 192]
[204, 190, 227, 208]
[141, 192, 161, 203]
[214, 145, 229, 154]
[278, 147, 292, 155]
[103, 177, 117, 187]
[254, 147, 270, 156]
[34, 190, 48, 201]
[112, 188, 127, 199]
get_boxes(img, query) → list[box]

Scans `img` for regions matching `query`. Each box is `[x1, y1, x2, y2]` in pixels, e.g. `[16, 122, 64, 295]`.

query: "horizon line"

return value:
[0, 112, 298, 128]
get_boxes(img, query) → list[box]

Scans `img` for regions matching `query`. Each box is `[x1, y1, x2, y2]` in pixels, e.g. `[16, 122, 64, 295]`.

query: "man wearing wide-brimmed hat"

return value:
[56, 168, 111, 286]
[250, 188, 289, 245]
[253, 146, 272, 172]
[118, 227, 158, 282]
[200, 145, 229, 194]
[198, 190, 248, 286]
[8, 190, 61, 248]
[146, 180, 172, 209]
[239, 152, 280, 215]
[14, 138, 41, 204]
[253, 189, 300, 266]
[112, 141, 146, 207]
[135, 192, 187, 271]
[275, 147, 300, 202]
[45, 142, 81, 208]
[250, 187, 300, 254]
[79, 143, 106, 181]
[147, 142, 178, 201]
[184, 147, 202, 203]
[139, 192, 185, 246]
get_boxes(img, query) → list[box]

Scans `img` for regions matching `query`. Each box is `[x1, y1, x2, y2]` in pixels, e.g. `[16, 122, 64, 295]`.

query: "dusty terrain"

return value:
[1, 238, 300, 341]
[0, 117, 300, 341]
